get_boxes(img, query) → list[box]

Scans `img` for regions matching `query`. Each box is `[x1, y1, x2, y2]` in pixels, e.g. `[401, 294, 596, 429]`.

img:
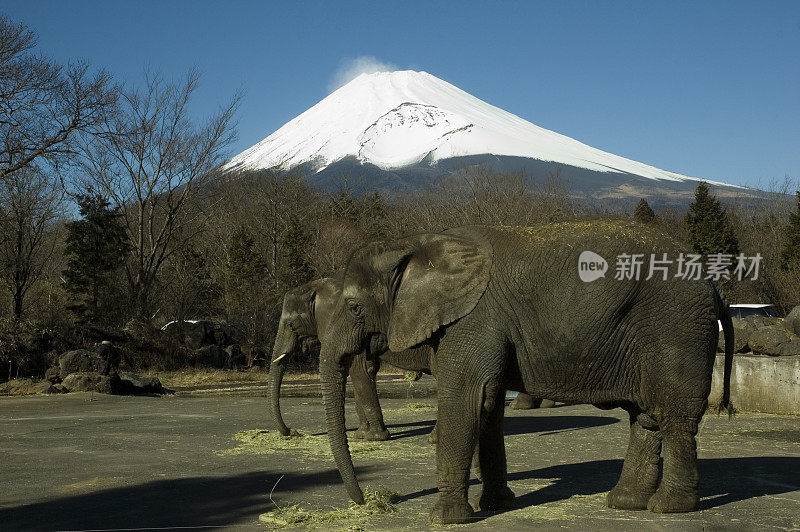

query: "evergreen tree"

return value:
[63, 194, 129, 321]
[780, 191, 800, 272]
[279, 216, 314, 288]
[633, 198, 656, 223]
[227, 226, 268, 293]
[684, 182, 739, 256]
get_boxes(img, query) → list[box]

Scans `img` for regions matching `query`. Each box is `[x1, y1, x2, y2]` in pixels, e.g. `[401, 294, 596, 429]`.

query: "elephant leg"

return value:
[607, 411, 662, 510]
[648, 417, 700, 513]
[475, 386, 515, 511]
[349, 353, 389, 441]
[429, 327, 506, 525]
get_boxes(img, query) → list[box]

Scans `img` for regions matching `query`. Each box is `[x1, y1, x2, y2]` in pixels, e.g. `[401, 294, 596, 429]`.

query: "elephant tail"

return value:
[715, 289, 735, 417]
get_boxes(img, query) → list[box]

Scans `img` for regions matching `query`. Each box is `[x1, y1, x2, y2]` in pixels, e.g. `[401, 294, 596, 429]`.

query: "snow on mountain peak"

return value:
[225, 70, 718, 185]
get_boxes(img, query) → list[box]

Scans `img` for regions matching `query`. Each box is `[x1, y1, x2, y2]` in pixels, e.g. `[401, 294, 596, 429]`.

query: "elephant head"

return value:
[318, 230, 492, 503]
[269, 277, 338, 436]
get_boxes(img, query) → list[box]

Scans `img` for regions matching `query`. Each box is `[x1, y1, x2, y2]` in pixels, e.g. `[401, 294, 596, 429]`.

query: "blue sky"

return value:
[4, 0, 799, 188]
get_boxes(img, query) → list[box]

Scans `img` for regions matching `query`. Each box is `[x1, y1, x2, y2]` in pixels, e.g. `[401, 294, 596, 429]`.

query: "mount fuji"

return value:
[225, 70, 748, 203]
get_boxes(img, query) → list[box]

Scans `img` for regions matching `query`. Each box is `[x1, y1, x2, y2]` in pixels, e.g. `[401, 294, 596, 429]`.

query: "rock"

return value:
[224, 344, 246, 368]
[784, 305, 800, 336]
[163, 320, 215, 349]
[118, 371, 166, 394]
[779, 338, 800, 356]
[61, 372, 121, 394]
[45, 366, 61, 384]
[96, 341, 122, 371]
[747, 326, 793, 356]
[59, 349, 111, 377]
[718, 317, 759, 353]
[194, 345, 225, 368]
[36, 381, 62, 394]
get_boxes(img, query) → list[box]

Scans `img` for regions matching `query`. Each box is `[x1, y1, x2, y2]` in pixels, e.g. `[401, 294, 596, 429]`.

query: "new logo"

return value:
[578, 251, 608, 282]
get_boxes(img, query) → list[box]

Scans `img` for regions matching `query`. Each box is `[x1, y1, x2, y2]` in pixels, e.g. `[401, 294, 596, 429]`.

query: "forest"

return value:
[2, 14, 799, 379]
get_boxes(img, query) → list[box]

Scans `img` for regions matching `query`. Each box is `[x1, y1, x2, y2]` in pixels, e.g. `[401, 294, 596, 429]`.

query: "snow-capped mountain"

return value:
[225, 70, 744, 200]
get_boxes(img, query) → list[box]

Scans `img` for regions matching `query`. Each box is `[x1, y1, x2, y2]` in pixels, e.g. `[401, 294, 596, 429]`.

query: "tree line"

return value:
[1, 14, 799, 375]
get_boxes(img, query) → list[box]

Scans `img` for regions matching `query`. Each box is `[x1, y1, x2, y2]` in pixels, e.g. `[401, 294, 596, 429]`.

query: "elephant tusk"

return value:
[272, 353, 288, 364]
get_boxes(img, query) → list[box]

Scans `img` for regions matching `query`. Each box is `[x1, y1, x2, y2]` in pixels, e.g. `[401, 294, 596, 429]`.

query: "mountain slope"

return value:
[225, 70, 745, 200]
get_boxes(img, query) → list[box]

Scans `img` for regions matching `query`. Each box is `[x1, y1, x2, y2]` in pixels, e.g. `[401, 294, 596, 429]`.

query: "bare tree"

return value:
[79, 69, 240, 319]
[0, 167, 63, 320]
[0, 16, 116, 180]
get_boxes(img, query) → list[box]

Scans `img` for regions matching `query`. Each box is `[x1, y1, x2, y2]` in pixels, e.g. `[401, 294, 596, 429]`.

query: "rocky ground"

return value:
[0, 380, 799, 531]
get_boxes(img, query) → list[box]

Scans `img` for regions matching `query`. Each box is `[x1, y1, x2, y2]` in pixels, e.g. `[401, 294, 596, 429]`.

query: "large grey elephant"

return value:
[317, 222, 733, 524]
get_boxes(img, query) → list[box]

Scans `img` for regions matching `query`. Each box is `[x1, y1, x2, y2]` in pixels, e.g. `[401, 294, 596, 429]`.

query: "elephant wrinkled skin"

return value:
[317, 222, 734, 524]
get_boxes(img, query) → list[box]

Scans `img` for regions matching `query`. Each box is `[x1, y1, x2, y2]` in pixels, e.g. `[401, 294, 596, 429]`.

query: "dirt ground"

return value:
[1, 380, 799, 531]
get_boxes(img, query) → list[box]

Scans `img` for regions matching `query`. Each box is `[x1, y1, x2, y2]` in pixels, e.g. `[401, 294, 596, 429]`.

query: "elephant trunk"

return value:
[320, 348, 364, 504]
[269, 323, 296, 436]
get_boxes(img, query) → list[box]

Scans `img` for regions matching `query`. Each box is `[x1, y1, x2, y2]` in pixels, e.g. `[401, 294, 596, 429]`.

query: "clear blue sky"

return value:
[4, 0, 799, 188]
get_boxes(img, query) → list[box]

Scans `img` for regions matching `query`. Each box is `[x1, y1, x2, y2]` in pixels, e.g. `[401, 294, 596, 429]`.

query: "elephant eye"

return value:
[346, 299, 364, 318]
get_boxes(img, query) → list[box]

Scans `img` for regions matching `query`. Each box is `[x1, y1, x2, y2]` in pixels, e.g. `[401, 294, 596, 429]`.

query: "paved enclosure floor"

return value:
[1, 388, 799, 530]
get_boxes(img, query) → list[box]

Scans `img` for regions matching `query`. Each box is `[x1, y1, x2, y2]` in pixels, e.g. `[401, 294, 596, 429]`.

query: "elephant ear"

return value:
[387, 232, 492, 352]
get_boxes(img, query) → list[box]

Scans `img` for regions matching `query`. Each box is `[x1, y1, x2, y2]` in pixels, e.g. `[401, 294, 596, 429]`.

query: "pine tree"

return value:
[685, 182, 739, 256]
[633, 198, 656, 223]
[279, 216, 314, 288]
[228, 226, 268, 292]
[63, 194, 130, 321]
[780, 191, 800, 272]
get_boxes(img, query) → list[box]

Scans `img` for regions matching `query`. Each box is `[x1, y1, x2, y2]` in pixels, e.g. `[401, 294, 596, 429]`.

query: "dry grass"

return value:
[152, 368, 304, 387]
[258, 486, 397, 528]
[0, 378, 47, 396]
[216, 428, 435, 460]
[155, 365, 406, 388]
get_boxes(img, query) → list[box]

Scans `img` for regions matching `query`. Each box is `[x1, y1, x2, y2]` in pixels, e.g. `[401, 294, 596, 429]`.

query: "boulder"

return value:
[45, 366, 61, 384]
[118, 371, 166, 394]
[194, 345, 225, 368]
[36, 381, 63, 394]
[734, 317, 758, 353]
[61, 372, 121, 394]
[224, 344, 247, 368]
[783, 305, 800, 336]
[747, 326, 794, 356]
[59, 349, 111, 377]
[779, 338, 800, 356]
[96, 341, 122, 371]
[163, 320, 216, 350]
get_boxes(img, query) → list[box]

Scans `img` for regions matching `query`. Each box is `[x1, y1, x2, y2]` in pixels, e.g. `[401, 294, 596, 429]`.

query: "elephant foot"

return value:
[607, 485, 654, 510]
[475, 485, 515, 511]
[647, 486, 699, 513]
[509, 394, 536, 410]
[363, 427, 390, 441]
[429, 497, 475, 525]
[427, 426, 438, 444]
[539, 399, 556, 409]
[354, 425, 390, 441]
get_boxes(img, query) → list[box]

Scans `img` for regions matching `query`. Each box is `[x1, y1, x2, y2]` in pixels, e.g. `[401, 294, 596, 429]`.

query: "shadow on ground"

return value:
[385, 413, 622, 440]
[398, 457, 800, 520]
[0, 467, 375, 530]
